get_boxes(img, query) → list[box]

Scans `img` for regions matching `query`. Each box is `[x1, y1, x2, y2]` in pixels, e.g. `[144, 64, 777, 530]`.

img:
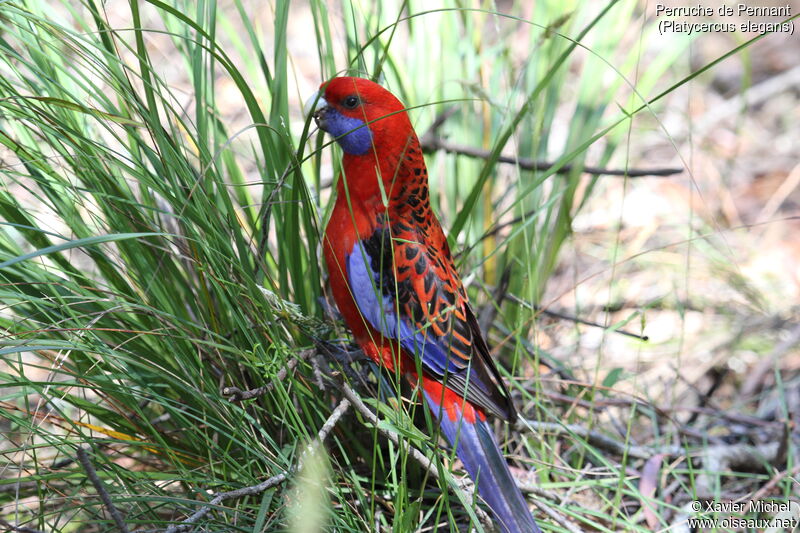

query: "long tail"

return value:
[421, 376, 542, 533]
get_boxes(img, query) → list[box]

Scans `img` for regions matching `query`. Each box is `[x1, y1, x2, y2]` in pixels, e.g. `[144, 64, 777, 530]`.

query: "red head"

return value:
[311, 77, 415, 157]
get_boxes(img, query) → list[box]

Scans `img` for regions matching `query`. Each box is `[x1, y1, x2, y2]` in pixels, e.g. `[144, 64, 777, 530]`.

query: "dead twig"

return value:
[317, 398, 352, 442]
[0, 519, 47, 533]
[420, 134, 683, 177]
[503, 292, 649, 341]
[695, 441, 781, 499]
[517, 418, 685, 460]
[749, 463, 800, 502]
[165, 472, 291, 533]
[224, 348, 315, 401]
[418, 111, 682, 178]
[530, 499, 585, 533]
[76, 446, 130, 533]
[340, 381, 439, 480]
[165, 398, 351, 533]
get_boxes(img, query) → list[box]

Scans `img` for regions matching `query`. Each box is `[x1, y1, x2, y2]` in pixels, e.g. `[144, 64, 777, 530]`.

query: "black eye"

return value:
[342, 95, 360, 109]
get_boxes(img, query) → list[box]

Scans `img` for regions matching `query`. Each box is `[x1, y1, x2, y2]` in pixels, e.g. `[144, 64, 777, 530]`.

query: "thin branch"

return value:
[165, 398, 351, 533]
[749, 463, 800, 502]
[0, 519, 47, 533]
[317, 398, 352, 442]
[165, 472, 291, 533]
[314, 111, 683, 191]
[529, 499, 585, 533]
[517, 418, 684, 460]
[419, 129, 682, 178]
[695, 441, 782, 499]
[76, 446, 130, 533]
[503, 292, 649, 341]
[223, 348, 315, 401]
[340, 381, 439, 479]
[534, 304, 649, 341]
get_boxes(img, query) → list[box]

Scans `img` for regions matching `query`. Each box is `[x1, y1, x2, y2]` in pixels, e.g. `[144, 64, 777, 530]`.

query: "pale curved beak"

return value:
[304, 91, 329, 131]
[304, 92, 327, 116]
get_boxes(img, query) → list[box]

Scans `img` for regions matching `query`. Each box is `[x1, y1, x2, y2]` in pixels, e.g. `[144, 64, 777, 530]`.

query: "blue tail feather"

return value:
[424, 392, 542, 533]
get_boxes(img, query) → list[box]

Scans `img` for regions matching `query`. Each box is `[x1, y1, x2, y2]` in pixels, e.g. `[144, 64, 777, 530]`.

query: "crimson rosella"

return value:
[311, 76, 541, 533]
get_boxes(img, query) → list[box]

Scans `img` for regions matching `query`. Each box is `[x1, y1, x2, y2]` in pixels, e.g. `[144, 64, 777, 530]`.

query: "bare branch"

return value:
[165, 471, 291, 533]
[502, 291, 649, 341]
[76, 446, 130, 533]
[0, 518, 47, 533]
[517, 418, 685, 460]
[749, 463, 800, 502]
[224, 348, 315, 401]
[420, 133, 682, 178]
[340, 381, 439, 479]
[165, 399, 351, 533]
[695, 441, 781, 499]
[530, 499, 585, 533]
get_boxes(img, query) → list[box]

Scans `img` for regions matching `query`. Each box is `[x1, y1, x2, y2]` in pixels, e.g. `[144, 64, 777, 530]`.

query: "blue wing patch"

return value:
[347, 240, 454, 374]
[346, 237, 513, 420]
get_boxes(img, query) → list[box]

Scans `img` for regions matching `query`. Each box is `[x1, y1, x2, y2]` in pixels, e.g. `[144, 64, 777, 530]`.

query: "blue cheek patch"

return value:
[326, 110, 373, 155]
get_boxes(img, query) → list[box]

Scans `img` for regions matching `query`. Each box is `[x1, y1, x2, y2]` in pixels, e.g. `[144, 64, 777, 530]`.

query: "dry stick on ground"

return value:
[418, 107, 683, 178]
[749, 463, 800, 502]
[76, 446, 130, 533]
[529, 499, 585, 533]
[164, 398, 351, 533]
[518, 418, 685, 461]
[695, 441, 782, 499]
[0, 518, 48, 533]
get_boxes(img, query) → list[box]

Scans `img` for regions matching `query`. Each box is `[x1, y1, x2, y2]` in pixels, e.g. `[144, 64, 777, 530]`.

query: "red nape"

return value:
[420, 374, 486, 424]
